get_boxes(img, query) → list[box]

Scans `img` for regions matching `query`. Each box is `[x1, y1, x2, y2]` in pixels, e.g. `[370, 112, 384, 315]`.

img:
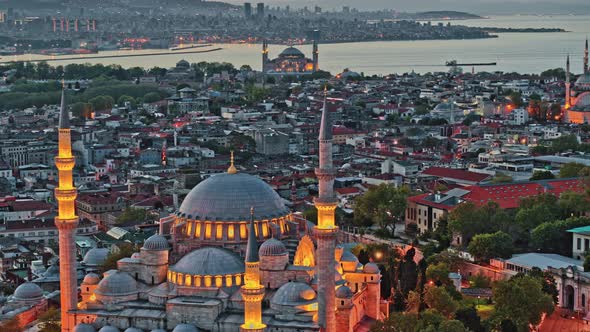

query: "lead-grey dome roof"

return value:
[13, 282, 43, 301]
[259, 238, 287, 256]
[83, 273, 101, 285]
[170, 247, 244, 276]
[74, 324, 96, 332]
[142, 234, 169, 251]
[98, 326, 120, 332]
[124, 328, 143, 332]
[279, 47, 305, 58]
[336, 285, 354, 299]
[178, 173, 289, 221]
[95, 271, 138, 296]
[172, 324, 198, 332]
[576, 73, 590, 85]
[271, 282, 316, 306]
[83, 248, 109, 266]
[363, 262, 380, 274]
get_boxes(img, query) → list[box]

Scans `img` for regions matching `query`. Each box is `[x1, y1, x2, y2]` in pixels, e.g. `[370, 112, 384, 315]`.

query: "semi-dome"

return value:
[74, 324, 96, 332]
[83, 273, 101, 285]
[83, 248, 109, 266]
[176, 59, 190, 68]
[335, 285, 354, 299]
[95, 271, 138, 296]
[363, 262, 380, 274]
[142, 234, 169, 251]
[98, 326, 120, 332]
[576, 73, 590, 86]
[172, 324, 198, 332]
[259, 238, 287, 256]
[178, 173, 289, 221]
[340, 250, 359, 263]
[13, 282, 43, 301]
[271, 282, 316, 306]
[170, 247, 244, 276]
[279, 47, 305, 58]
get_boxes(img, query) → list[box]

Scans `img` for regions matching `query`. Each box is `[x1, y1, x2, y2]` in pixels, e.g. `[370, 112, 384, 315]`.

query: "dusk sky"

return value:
[226, 0, 590, 14]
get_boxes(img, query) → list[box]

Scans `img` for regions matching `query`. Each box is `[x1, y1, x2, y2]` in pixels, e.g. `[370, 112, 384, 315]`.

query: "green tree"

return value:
[89, 95, 115, 111]
[560, 162, 586, 178]
[438, 320, 468, 332]
[468, 231, 513, 261]
[100, 243, 137, 273]
[116, 207, 149, 225]
[143, 92, 162, 103]
[529, 170, 554, 181]
[426, 262, 450, 286]
[353, 184, 410, 228]
[38, 307, 61, 332]
[370, 312, 419, 332]
[492, 275, 554, 331]
[549, 135, 579, 153]
[531, 217, 590, 254]
[448, 201, 510, 245]
[70, 102, 93, 119]
[558, 191, 590, 217]
[508, 91, 523, 108]
[117, 95, 137, 108]
[423, 286, 458, 318]
[468, 273, 491, 288]
[514, 204, 558, 233]
[455, 306, 484, 332]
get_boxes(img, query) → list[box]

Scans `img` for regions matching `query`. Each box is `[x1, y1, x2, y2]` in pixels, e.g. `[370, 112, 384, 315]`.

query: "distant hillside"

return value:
[408, 11, 483, 20]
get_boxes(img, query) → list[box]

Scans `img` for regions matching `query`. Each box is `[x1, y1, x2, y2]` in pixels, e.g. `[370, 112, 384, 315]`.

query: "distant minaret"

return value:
[240, 208, 265, 332]
[584, 38, 589, 74]
[566, 54, 571, 109]
[54, 85, 78, 332]
[161, 139, 167, 166]
[312, 38, 319, 72]
[262, 40, 269, 73]
[290, 178, 297, 203]
[314, 86, 337, 332]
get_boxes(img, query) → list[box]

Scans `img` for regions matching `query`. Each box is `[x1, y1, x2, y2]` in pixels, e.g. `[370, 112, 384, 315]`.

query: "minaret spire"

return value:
[55, 84, 79, 332]
[241, 207, 265, 332]
[566, 54, 571, 109]
[584, 37, 588, 74]
[228, 150, 238, 174]
[314, 85, 337, 332]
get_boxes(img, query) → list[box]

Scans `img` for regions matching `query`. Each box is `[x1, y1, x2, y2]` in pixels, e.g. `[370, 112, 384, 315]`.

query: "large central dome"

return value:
[178, 173, 289, 221]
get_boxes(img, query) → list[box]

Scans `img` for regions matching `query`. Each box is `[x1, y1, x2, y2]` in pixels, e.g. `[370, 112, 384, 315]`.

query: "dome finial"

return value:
[228, 150, 237, 174]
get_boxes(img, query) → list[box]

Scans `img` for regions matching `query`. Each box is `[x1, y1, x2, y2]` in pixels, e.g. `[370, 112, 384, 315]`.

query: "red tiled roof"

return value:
[335, 187, 361, 195]
[422, 167, 490, 183]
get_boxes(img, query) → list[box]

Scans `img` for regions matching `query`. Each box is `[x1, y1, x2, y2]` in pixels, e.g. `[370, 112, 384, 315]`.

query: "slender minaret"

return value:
[584, 38, 589, 74]
[54, 86, 78, 332]
[262, 40, 269, 73]
[566, 54, 571, 109]
[241, 207, 266, 332]
[312, 38, 319, 72]
[314, 87, 337, 332]
[161, 139, 167, 166]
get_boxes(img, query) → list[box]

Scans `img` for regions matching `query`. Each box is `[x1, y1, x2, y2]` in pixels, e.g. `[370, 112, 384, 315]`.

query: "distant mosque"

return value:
[564, 38, 590, 124]
[262, 38, 319, 76]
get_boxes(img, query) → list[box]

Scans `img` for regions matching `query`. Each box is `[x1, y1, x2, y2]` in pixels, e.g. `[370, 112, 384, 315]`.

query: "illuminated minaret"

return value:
[314, 87, 337, 332]
[54, 86, 78, 332]
[566, 54, 571, 109]
[241, 208, 266, 332]
[262, 40, 269, 73]
[585, 38, 589, 74]
[161, 139, 167, 166]
[312, 39, 319, 72]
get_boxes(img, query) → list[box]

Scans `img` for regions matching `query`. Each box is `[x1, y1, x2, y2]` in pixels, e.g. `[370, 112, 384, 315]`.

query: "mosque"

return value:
[49, 88, 387, 332]
[262, 39, 319, 76]
[564, 39, 590, 124]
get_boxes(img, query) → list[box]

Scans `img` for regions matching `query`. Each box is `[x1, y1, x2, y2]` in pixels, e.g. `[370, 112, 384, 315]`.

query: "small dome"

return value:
[576, 73, 590, 85]
[95, 271, 138, 296]
[13, 282, 43, 301]
[170, 247, 244, 276]
[74, 324, 96, 332]
[142, 234, 169, 251]
[98, 326, 120, 332]
[151, 330, 166, 332]
[335, 285, 353, 299]
[83, 248, 109, 266]
[363, 263, 380, 274]
[272, 282, 316, 306]
[83, 273, 101, 285]
[259, 238, 287, 256]
[279, 47, 305, 58]
[124, 328, 143, 332]
[176, 60, 190, 68]
[172, 324, 198, 332]
[340, 250, 359, 263]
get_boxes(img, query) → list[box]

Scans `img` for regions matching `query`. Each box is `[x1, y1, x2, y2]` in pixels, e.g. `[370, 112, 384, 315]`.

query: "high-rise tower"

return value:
[566, 54, 571, 109]
[241, 208, 266, 332]
[584, 38, 588, 74]
[314, 87, 337, 332]
[54, 87, 78, 332]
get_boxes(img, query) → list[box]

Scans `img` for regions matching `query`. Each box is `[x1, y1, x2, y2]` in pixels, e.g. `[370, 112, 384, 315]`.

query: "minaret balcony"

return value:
[55, 188, 78, 201]
[55, 157, 75, 170]
[315, 167, 336, 178]
[241, 286, 265, 299]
